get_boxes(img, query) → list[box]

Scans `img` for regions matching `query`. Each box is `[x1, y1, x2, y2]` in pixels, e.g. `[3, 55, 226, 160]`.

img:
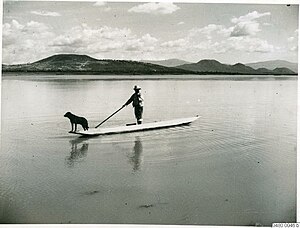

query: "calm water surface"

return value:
[0, 75, 297, 225]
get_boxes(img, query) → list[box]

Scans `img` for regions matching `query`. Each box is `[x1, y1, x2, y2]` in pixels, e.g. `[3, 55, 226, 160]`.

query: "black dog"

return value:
[64, 112, 89, 132]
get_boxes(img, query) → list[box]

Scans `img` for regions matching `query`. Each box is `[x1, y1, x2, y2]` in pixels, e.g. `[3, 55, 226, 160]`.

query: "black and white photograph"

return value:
[0, 0, 298, 226]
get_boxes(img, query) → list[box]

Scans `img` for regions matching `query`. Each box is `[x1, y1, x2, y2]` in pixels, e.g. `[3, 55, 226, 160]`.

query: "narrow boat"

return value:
[71, 116, 200, 136]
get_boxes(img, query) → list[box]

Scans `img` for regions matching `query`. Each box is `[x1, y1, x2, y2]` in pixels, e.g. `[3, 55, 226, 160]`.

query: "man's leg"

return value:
[135, 107, 143, 124]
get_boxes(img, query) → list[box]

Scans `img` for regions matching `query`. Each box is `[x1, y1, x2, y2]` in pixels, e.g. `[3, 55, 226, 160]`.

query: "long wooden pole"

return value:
[95, 106, 124, 128]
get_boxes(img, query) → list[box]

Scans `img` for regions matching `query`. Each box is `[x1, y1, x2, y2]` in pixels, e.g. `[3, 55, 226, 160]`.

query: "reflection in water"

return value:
[65, 137, 89, 167]
[128, 137, 143, 172]
[1, 78, 296, 225]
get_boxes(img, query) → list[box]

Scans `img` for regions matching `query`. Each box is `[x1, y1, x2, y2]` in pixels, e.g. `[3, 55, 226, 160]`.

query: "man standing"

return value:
[123, 85, 144, 124]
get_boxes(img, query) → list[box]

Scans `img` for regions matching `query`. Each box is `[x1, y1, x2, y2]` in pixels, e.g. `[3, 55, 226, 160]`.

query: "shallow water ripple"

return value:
[0, 78, 296, 225]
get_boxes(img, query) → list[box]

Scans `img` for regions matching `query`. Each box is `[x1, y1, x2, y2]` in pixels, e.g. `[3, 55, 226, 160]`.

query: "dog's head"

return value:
[64, 112, 72, 118]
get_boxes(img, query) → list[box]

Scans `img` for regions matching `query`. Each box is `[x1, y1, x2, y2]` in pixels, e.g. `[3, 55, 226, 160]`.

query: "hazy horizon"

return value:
[2, 53, 298, 66]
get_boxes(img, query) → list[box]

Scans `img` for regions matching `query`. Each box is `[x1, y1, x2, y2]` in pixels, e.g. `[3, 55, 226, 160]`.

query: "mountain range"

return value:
[142, 59, 298, 74]
[2, 54, 192, 75]
[245, 60, 298, 73]
[2, 54, 297, 76]
[176, 59, 296, 75]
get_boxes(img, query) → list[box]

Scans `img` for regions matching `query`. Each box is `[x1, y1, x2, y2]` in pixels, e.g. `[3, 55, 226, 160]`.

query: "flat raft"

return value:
[72, 116, 200, 136]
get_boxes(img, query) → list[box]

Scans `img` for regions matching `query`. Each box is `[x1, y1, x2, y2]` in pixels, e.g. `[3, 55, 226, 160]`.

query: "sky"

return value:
[2, 1, 299, 64]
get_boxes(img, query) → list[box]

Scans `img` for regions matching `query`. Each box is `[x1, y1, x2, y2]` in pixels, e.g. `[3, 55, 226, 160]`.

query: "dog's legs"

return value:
[69, 121, 74, 133]
[74, 123, 77, 132]
[70, 121, 73, 132]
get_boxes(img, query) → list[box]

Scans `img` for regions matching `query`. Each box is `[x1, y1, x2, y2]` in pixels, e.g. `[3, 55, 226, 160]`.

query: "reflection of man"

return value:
[128, 137, 143, 172]
[122, 85, 144, 124]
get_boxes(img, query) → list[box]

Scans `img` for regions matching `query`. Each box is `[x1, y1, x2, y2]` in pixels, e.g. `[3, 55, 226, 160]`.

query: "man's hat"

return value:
[133, 85, 141, 90]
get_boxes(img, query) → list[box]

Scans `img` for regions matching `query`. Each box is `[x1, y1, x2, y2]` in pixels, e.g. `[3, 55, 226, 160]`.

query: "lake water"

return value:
[0, 75, 297, 225]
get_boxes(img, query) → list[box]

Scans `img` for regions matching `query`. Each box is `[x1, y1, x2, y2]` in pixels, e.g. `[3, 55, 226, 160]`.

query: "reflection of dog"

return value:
[66, 137, 89, 167]
[64, 112, 89, 132]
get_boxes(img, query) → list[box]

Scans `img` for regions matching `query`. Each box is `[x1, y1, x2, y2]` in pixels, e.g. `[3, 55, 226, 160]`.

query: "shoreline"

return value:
[2, 71, 298, 76]
[1, 73, 298, 81]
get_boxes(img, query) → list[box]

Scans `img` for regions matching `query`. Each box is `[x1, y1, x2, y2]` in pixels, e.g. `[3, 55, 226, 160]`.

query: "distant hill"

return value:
[142, 59, 192, 67]
[2, 54, 297, 75]
[176, 59, 296, 75]
[2, 54, 194, 75]
[271, 67, 296, 75]
[246, 60, 298, 73]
